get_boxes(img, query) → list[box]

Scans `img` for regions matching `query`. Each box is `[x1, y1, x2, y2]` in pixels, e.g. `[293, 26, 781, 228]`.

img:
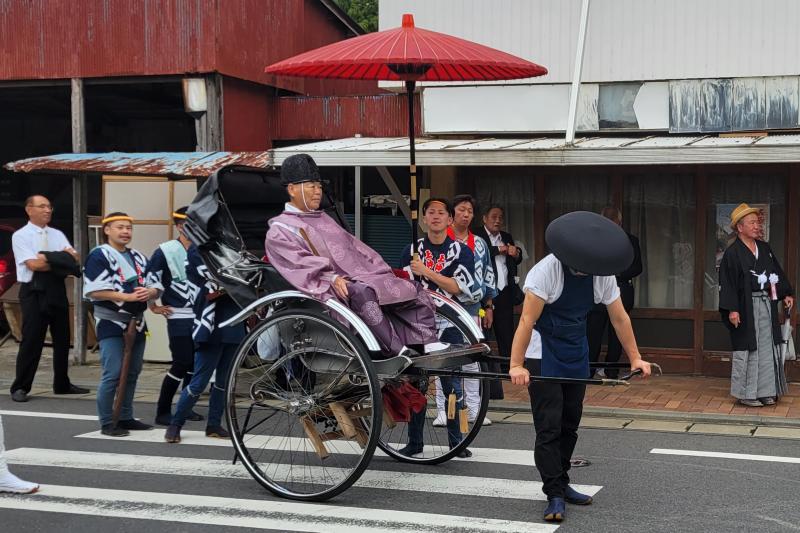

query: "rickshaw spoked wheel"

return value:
[226, 309, 381, 501]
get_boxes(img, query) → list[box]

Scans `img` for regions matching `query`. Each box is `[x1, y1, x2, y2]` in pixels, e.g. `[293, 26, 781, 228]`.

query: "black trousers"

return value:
[488, 285, 516, 398]
[526, 359, 585, 499]
[156, 334, 196, 416]
[587, 283, 634, 379]
[11, 287, 72, 393]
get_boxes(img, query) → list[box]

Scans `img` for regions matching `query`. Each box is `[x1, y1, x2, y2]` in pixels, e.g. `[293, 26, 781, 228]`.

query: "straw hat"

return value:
[729, 203, 760, 229]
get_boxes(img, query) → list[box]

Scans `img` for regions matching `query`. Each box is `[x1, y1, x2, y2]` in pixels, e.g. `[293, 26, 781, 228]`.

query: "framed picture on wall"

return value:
[715, 203, 770, 269]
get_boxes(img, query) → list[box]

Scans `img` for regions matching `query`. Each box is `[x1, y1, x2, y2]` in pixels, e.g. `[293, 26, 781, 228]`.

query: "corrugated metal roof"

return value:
[4, 151, 272, 177]
[271, 134, 800, 166]
[8, 134, 800, 175]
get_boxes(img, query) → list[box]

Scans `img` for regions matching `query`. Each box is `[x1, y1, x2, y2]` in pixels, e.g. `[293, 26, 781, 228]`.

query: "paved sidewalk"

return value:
[500, 373, 800, 421]
[2, 341, 799, 428]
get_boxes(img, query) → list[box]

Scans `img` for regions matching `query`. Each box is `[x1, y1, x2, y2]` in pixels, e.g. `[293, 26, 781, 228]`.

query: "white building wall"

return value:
[380, 0, 800, 84]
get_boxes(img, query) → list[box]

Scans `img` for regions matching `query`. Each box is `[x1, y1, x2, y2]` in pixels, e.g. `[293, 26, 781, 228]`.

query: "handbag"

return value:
[782, 316, 796, 362]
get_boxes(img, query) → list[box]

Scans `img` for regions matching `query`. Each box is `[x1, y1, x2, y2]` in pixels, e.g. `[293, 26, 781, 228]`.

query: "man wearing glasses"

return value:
[10, 195, 88, 402]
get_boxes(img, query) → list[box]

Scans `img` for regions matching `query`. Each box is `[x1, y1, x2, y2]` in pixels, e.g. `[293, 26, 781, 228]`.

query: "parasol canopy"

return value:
[266, 14, 547, 258]
[266, 13, 547, 82]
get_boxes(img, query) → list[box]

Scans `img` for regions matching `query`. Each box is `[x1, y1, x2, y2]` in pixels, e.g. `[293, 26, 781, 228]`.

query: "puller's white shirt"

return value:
[522, 254, 620, 360]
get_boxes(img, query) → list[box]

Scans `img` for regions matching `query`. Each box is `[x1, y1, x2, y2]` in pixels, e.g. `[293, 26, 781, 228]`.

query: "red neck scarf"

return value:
[447, 226, 475, 251]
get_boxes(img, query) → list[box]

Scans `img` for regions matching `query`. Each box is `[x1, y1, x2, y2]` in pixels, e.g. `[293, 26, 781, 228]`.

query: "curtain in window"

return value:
[457, 168, 537, 278]
[625, 172, 695, 309]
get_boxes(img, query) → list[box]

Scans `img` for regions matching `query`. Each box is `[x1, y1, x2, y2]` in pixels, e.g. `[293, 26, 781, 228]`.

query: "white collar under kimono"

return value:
[275, 203, 308, 235]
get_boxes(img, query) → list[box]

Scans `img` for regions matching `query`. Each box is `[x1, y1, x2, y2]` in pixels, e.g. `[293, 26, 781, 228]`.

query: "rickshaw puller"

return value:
[265, 154, 438, 357]
[509, 211, 652, 523]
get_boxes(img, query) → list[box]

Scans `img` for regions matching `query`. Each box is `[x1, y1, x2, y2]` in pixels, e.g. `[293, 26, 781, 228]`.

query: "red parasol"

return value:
[266, 14, 547, 255]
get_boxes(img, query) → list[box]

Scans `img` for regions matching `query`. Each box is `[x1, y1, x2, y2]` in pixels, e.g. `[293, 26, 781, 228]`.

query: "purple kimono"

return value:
[265, 207, 436, 355]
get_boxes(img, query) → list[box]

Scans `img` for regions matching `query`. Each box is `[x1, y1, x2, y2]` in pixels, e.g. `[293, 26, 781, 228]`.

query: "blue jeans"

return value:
[407, 326, 465, 449]
[407, 375, 464, 449]
[97, 334, 146, 427]
[172, 342, 236, 428]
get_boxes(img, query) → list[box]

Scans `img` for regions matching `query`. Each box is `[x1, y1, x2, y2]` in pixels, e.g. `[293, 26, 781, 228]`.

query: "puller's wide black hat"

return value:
[545, 211, 634, 276]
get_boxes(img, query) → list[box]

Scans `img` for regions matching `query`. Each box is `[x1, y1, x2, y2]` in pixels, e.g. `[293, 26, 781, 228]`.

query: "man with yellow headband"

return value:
[145, 207, 204, 426]
[84, 212, 159, 437]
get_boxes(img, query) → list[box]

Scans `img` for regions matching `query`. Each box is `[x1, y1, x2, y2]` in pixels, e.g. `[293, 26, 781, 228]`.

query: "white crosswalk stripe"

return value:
[0, 408, 603, 531]
[651, 448, 800, 464]
[77, 427, 538, 466]
[0, 484, 560, 533]
[5, 447, 601, 501]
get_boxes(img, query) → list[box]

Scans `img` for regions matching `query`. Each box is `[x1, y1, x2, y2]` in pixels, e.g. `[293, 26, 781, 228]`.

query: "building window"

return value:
[456, 167, 537, 276]
[704, 168, 788, 310]
[625, 172, 695, 309]
[546, 172, 611, 222]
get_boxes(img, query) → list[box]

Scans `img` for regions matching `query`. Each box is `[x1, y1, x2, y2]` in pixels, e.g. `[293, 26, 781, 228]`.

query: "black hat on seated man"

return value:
[545, 211, 633, 276]
[280, 154, 321, 186]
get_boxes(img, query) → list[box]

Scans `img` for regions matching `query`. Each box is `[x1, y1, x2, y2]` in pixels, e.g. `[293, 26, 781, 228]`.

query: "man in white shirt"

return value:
[475, 205, 523, 399]
[10, 195, 88, 402]
[509, 211, 652, 523]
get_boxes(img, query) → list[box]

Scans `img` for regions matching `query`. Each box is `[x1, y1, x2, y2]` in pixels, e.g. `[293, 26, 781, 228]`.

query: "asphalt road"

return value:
[1, 396, 799, 532]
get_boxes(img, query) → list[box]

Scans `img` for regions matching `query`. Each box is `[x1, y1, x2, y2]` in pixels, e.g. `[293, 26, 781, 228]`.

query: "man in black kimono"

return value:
[719, 203, 793, 407]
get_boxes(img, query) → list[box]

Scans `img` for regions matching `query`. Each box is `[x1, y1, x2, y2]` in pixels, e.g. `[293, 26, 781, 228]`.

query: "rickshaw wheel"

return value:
[376, 307, 490, 465]
[226, 309, 381, 501]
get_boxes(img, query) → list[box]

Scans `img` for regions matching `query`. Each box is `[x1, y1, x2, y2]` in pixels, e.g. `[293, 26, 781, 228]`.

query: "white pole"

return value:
[565, 0, 591, 145]
[354, 166, 362, 239]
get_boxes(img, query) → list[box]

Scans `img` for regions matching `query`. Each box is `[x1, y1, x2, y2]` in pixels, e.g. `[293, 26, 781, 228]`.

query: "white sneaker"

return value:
[0, 471, 39, 494]
[432, 412, 447, 427]
[594, 368, 606, 379]
[482, 417, 492, 426]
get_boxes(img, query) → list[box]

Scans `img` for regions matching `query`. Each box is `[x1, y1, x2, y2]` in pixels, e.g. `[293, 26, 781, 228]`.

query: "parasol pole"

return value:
[406, 79, 418, 260]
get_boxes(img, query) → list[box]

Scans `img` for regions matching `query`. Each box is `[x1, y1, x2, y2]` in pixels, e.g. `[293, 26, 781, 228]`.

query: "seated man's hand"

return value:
[332, 276, 349, 299]
[409, 259, 430, 279]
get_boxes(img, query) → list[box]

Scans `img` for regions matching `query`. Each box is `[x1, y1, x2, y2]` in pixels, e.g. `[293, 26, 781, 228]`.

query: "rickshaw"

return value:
[183, 163, 643, 502]
[4, 151, 649, 503]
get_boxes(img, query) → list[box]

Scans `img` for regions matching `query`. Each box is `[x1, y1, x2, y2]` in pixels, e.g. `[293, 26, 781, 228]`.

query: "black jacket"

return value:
[617, 233, 643, 284]
[23, 251, 81, 311]
[473, 227, 522, 285]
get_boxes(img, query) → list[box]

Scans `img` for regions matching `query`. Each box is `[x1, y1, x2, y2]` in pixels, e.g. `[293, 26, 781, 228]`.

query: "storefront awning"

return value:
[7, 134, 800, 177]
[271, 134, 800, 166]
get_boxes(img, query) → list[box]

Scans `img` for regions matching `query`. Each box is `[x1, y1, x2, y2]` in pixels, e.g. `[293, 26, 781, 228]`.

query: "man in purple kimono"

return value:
[265, 154, 437, 357]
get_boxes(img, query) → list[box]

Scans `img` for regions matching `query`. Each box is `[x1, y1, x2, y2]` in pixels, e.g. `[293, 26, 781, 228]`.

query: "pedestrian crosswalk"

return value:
[0, 484, 554, 533]
[0, 409, 594, 532]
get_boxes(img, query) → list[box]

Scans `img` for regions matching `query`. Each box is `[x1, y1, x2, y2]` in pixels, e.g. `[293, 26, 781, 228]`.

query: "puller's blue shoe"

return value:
[565, 485, 593, 505]
[543, 497, 565, 522]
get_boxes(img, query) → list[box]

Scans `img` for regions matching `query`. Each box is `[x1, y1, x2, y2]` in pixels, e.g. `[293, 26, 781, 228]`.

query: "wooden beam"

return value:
[612, 170, 624, 213]
[785, 163, 799, 386]
[195, 74, 223, 151]
[70, 78, 88, 365]
[534, 174, 547, 261]
[376, 166, 412, 222]
[354, 166, 363, 239]
[692, 168, 708, 375]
